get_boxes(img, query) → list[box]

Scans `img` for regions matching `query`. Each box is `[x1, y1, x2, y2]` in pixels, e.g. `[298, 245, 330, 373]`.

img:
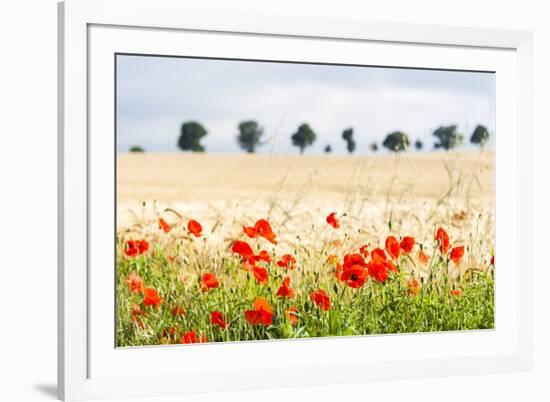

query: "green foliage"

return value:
[342, 128, 356, 154]
[382, 131, 410, 152]
[369, 142, 379, 153]
[414, 139, 423, 150]
[433, 125, 463, 150]
[237, 120, 264, 153]
[116, 244, 494, 346]
[129, 145, 145, 153]
[324, 144, 332, 153]
[291, 123, 317, 154]
[470, 125, 490, 147]
[177, 121, 207, 152]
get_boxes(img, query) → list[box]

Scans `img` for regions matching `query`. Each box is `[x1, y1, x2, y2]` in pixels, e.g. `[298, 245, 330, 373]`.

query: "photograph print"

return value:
[116, 55, 495, 347]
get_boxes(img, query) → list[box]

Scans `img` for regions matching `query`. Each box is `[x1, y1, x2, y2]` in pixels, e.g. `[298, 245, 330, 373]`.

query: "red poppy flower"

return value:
[450, 246, 465, 265]
[252, 266, 268, 284]
[137, 240, 149, 253]
[400, 236, 415, 254]
[200, 272, 219, 291]
[418, 250, 429, 265]
[125, 239, 149, 257]
[343, 253, 367, 269]
[254, 250, 271, 263]
[245, 297, 273, 326]
[243, 225, 258, 238]
[277, 254, 296, 270]
[210, 311, 228, 329]
[371, 247, 387, 263]
[143, 287, 162, 308]
[451, 289, 462, 297]
[181, 331, 208, 344]
[187, 219, 202, 237]
[367, 260, 389, 283]
[244, 309, 273, 326]
[326, 212, 340, 229]
[407, 278, 420, 297]
[369, 248, 397, 276]
[125, 242, 138, 257]
[435, 227, 450, 254]
[359, 244, 369, 258]
[171, 306, 185, 317]
[276, 276, 294, 298]
[311, 290, 331, 311]
[254, 297, 272, 313]
[134, 240, 146, 254]
[254, 219, 277, 244]
[490, 255, 494, 266]
[243, 219, 277, 243]
[231, 240, 255, 262]
[340, 264, 368, 288]
[125, 272, 144, 294]
[385, 236, 401, 260]
[287, 307, 299, 325]
[158, 218, 171, 233]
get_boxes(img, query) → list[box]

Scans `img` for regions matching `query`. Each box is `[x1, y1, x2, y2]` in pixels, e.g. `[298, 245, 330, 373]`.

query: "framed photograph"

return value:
[58, 0, 533, 400]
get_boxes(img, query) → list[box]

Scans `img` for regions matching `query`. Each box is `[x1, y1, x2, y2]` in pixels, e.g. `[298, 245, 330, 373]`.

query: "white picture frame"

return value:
[58, 0, 533, 400]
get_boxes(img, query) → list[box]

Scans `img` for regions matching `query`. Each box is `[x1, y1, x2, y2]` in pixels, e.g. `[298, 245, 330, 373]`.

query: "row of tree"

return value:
[130, 121, 490, 153]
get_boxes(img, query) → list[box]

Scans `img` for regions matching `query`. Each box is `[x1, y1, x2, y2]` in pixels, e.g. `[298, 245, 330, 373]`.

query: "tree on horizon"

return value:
[342, 128, 356, 154]
[433, 125, 463, 150]
[470, 124, 490, 147]
[237, 120, 264, 153]
[291, 123, 317, 154]
[129, 145, 145, 153]
[177, 121, 207, 152]
[383, 131, 410, 152]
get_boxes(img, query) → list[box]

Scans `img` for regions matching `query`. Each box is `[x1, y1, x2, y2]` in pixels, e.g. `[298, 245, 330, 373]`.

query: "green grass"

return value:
[116, 231, 494, 347]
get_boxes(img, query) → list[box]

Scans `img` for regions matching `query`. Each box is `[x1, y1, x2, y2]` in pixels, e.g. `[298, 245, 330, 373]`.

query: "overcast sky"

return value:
[116, 54, 495, 154]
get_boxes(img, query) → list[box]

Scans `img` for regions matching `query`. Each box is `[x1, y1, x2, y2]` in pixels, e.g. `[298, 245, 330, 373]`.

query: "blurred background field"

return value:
[117, 151, 493, 262]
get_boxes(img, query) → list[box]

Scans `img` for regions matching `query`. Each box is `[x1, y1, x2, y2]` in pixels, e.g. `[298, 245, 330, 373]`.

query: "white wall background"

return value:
[0, 1, 547, 401]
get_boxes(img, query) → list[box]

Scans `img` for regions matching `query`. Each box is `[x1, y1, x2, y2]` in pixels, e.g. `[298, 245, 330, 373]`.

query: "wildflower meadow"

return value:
[116, 186, 494, 347]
